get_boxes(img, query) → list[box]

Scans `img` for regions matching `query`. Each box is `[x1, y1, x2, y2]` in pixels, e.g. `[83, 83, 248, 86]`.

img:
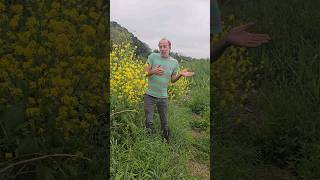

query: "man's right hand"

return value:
[151, 65, 164, 76]
[224, 22, 271, 47]
[211, 22, 271, 63]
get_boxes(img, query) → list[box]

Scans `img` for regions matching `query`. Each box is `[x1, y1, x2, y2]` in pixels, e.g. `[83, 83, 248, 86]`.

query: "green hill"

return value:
[111, 21, 151, 58]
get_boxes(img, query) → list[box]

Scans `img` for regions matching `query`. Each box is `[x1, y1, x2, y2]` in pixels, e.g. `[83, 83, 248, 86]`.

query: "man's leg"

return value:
[144, 94, 155, 133]
[156, 98, 170, 141]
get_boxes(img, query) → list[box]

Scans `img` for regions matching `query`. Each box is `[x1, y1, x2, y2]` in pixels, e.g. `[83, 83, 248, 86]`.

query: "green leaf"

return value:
[17, 135, 39, 155]
[0, 105, 25, 136]
[44, 166, 56, 180]
[37, 164, 56, 180]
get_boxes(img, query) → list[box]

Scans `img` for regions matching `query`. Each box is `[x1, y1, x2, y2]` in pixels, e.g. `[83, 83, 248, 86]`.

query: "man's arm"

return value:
[211, 22, 271, 63]
[171, 69, 194, 83]
[171, 73, 182, 83]
[211, 36, 230, 63]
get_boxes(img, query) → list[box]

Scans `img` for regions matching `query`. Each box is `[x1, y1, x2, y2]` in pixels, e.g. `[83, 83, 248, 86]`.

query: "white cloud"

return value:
[111, 0, 210, 59]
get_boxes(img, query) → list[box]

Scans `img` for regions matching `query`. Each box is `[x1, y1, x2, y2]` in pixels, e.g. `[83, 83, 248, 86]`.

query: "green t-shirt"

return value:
[146, 53, 179, 98]
[211, 0, 222, 34]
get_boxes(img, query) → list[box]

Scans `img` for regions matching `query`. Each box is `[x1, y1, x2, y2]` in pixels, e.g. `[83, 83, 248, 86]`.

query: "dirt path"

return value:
[187, 158, 210, 180]
[186, 113, 210, 179]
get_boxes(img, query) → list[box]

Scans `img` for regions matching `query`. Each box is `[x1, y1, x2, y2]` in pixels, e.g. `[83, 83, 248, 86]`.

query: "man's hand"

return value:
[145, 64, 164, 77]
[211, 22, 271, 63]
[224, 22, 271, 47]
[179, 69, 194, 77]
[151, 65, 164, 76]
[171, 69, 194, 83]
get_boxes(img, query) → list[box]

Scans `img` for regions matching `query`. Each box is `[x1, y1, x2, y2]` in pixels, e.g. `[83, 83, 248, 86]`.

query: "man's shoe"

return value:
[146, 124, 155, 134]
[146, 127, 154, 134]
[163, 129, 170, 142]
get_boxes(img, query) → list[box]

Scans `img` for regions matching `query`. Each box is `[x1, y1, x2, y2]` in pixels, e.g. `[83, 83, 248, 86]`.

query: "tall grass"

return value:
[111, 59, 210, 179]
[214, 0, 320, 179]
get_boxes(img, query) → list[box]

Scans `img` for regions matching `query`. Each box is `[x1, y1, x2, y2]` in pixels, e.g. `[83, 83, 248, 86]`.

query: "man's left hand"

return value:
[180, 69, 194, 77]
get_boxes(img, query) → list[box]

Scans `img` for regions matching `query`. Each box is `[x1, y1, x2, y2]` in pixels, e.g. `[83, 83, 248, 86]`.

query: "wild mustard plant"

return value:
[0, 0, 108, 139]
[211, 15, 257, 111]
[110, 43, 148, 108]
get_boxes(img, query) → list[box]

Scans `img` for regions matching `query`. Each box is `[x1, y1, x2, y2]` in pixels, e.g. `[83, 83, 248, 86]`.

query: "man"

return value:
[211, 0, 271, 62]
[144, 38, 194, 142]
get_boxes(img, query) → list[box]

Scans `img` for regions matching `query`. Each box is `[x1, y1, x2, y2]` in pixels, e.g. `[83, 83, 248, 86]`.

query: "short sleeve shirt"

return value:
[211, 0, 222, 34]
[146, 53, 179, 98]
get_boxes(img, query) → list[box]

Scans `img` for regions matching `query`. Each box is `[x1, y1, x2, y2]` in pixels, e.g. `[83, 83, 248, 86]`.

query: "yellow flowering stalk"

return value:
[110, 43, 147, 109]
[168, 66, 191, 100]
[0, 0, 108, 139]
[211, 14, 258, 110]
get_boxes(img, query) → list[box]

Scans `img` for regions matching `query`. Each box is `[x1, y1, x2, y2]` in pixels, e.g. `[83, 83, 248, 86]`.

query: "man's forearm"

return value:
[146, 70, 154, 77]
[211, 36, 231, 63]
[171, 74, 182, 83]
[145, 68, 155, 77]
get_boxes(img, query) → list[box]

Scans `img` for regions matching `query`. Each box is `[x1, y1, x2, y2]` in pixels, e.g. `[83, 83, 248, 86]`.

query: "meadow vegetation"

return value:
[213, 1, 320, 179]
[0, 1, 108, 179]
[110, 43, 210, 179]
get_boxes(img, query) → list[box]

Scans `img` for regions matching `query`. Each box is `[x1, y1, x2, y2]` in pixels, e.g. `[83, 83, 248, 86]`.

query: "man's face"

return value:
[158, 40, 170, 58]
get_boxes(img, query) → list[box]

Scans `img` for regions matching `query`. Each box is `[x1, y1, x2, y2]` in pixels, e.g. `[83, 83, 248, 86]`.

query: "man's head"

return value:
[158, 38, 171, 58]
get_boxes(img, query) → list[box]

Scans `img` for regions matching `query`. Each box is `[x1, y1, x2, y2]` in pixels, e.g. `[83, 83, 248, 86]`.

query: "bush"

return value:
[110, 43, 147, 109]
[190, 119, 209, 131]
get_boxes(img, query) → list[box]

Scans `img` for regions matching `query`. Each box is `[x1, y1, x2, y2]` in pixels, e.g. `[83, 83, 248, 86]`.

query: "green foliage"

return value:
[190, 119, 209, 131]
[111, 133, 190, 179]
[110, 105, 195, 179]
[183, 60, 210, 116]
[189, 97, 208, 116]
[111, 57, 210, 179]
[110, 21, 151, 58]
[215, 0, 320, 179]
[214, 145, 262, 180]
[297, 145, 320, 180]
[191, 136, 210, 165]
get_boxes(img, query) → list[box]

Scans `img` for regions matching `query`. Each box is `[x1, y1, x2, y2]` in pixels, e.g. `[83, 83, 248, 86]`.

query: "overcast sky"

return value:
[110, 0, 210, 59]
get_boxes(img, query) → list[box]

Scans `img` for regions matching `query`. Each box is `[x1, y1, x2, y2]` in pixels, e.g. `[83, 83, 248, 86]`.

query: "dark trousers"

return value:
[144, 94, 169, 132]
